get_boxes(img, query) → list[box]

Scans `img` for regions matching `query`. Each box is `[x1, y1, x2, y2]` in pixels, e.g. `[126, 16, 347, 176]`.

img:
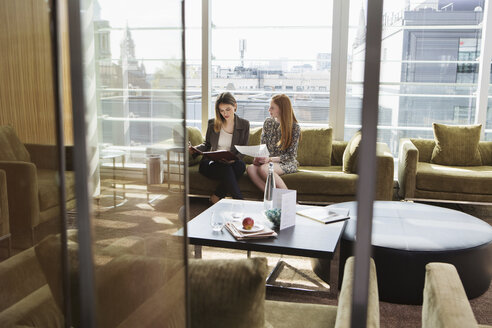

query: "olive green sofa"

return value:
[188, 127, 395, 203]
[422, 262, 491, 328]
[0, 126, 76, 249]
[398, 138, 492, 203]
[0, 232, 381, 328]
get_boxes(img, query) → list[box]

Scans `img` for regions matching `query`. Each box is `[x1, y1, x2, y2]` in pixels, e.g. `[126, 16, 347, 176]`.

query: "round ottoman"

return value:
[338, 201, 492, 304]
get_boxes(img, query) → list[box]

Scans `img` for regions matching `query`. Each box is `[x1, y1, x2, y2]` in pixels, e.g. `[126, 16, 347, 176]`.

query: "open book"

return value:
[296, 206, 350, 224]
[191, 146, 238, 161]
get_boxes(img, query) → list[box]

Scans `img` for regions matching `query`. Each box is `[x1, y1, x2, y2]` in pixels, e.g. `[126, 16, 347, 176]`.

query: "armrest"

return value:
[398, 138, 418, 199]
[0, 170, 9, 236]
[24, 144, 74, 171]
[375, 143, 394, 200]
[422, 263, 478, 328]
[0, 161, 40, 232]
[335, 257, 380, 328]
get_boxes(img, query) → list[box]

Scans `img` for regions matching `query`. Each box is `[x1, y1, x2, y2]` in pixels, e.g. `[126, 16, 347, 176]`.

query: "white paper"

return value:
[272, 188, 297, 230]
[235, 144, 270, 157]
[297, 206, 349, 224]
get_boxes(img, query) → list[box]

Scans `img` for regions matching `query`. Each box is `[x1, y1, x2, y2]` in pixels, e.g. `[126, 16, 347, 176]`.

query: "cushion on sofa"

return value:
[243, 127, 263, 164]
[264, 300, 337, 328]
[37, 170, 76, 211]
[284, 166, 357, 196]
[189, 257, 268, 328]
[415, 162, 492, 195]
[297, 128, 332, 166]
[431, 123, 482, 166]
[187, 126, 204, 165]
[342, 131, 362, 173]
[409, 138, 435, 163]
[0, 126, 31, 162]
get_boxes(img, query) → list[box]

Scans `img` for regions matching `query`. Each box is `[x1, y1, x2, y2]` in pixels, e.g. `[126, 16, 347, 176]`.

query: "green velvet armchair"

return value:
[422, 262, 491, 328]
[0, 169, 11, 257]
[0, 126, 76, 249]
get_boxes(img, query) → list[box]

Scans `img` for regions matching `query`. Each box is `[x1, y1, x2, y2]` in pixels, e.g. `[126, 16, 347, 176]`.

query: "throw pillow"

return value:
[430, 123, 482, 166]
[189, 257, 268, 328]
[187, 126, 204, 166]
[342, 131, 362, 173]
[297, 128, 333, 166]
[0, 125, 31, 162]
[244, 127, 262, 164]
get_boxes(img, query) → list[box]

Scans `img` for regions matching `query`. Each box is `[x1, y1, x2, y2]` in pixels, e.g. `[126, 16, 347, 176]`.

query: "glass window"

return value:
[210, 0, 333, 128]
[347, 0, 485, 154]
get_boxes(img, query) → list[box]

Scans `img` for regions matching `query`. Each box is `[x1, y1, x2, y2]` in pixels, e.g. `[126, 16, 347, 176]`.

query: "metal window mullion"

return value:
[351, 0, 384, 327]
[475, 0, 492, 137]
[201, 0, 211, 132]
[329, 0, 350, 140]
[67, 0, 97, 326]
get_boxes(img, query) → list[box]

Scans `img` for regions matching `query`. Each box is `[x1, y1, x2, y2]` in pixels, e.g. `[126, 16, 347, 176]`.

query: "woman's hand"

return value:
[253, 157, 269, 166]
[219, 159, 236, 165]
[189, 142, 198, 155]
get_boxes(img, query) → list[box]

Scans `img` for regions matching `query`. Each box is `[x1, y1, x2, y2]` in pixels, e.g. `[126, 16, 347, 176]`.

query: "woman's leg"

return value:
[199, 160, 227, 199]
[257, 163, 288, 189]
[247, 164, 266, 191]
[199, 160, 244, 199]
[217, 160, 245, 199]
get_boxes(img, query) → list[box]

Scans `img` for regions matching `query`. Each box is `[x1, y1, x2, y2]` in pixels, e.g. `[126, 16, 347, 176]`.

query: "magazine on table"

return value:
[191, 145, 238, 161]
[296, 206, 350, 224]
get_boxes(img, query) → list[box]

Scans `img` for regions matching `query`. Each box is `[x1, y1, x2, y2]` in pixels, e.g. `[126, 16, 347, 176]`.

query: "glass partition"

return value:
[347, 0, 486, 154]
[0, 0, 69, 326]
[75, 0, 188, 325]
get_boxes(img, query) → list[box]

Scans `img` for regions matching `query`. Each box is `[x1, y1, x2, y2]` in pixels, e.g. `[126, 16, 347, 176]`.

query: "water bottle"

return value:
[264, 162, 276, 211]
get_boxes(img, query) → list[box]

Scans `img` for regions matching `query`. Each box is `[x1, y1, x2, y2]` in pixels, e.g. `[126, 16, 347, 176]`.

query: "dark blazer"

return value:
[195, 114, 250, 158]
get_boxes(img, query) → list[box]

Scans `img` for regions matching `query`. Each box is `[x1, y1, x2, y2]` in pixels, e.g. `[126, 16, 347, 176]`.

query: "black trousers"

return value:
[199, 159, 245, 199]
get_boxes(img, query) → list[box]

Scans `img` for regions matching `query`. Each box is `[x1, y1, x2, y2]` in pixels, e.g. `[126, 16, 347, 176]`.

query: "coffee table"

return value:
[182, 199, 347, 296]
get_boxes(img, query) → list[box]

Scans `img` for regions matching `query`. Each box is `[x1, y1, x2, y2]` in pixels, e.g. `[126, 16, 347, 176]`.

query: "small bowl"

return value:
[264, 208, 281, 230]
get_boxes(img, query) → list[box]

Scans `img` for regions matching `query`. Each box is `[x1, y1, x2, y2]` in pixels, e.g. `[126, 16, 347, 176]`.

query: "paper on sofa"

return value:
[235, 144, 270, 158]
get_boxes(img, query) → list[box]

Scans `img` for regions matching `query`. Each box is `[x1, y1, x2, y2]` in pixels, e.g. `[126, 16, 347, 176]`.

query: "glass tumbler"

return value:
[231, 202, 244, 221]
[210, 211, 225, 232]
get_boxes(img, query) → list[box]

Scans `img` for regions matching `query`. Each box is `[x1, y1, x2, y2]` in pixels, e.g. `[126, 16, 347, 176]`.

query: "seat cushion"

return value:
[37, 170, 76, 211]
[297, 128, 332, 166]
[416, 162, 492, 195]
[283, 166, 357, 196]
[264, 300, 337, 328]
[342, 131, 361, 173]
[0, 126, 31, 162]
[431, 123, 482, 166]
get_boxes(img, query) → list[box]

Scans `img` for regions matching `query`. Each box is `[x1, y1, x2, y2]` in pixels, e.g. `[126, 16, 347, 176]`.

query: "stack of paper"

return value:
[296, 207, 350, 224]
[225, 222, 277, 240]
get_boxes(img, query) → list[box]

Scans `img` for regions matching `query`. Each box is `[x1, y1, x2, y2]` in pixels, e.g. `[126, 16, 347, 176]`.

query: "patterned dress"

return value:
[261, 117, 301, 174]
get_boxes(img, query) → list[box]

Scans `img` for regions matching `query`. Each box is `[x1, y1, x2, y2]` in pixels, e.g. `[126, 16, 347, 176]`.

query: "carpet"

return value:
[85, 184, 491, 327]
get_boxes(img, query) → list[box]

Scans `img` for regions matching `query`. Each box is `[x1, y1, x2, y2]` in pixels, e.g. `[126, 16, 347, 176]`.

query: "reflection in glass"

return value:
[0, 0, 69, 326]
[77, 0, 188, 326]
[347, 0, 484, 155]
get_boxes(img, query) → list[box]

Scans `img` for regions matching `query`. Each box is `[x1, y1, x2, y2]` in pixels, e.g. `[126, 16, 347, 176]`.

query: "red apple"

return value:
[242, 217, 254, 230]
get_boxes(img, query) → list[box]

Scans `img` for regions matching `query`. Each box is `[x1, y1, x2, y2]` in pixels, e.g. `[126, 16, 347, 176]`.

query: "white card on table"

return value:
[272, 188, 297, 230]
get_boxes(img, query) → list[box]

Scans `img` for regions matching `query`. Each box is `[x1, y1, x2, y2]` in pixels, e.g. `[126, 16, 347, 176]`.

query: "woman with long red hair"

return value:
[247, 94, 300, 191]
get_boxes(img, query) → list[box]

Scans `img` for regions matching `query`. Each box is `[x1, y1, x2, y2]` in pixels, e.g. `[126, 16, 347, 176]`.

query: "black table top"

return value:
[180, 199, 347, 259]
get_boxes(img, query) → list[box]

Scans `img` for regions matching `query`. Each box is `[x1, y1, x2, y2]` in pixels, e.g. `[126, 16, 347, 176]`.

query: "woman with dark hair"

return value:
[189, 92, 250, 203]
[247, 94, 300, 191]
